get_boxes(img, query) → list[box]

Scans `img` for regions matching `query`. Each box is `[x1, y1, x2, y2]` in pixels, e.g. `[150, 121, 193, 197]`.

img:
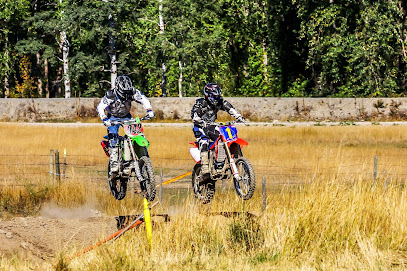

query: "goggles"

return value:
[208, 93, 220, 100]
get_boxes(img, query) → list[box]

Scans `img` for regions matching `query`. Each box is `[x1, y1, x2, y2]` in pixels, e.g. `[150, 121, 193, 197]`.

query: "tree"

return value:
[0, 0, 31, 97]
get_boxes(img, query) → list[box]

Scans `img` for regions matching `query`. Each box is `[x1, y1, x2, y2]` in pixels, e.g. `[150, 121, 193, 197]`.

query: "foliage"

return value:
[0, 0, 407, 97]
[14, 56, 36, 97]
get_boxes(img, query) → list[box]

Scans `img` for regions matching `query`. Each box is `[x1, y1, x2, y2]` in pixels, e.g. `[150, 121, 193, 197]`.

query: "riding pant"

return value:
[107, 113, 132, 147]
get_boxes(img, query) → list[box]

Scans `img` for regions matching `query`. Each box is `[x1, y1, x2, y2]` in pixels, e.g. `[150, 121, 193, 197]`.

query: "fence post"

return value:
[49, 149, 54, 183]
[63, 148, 67, 179]
[160, 168, 163, 203]
[262, 176, 267, 212]
[373, 155, 378, 183]
[55, 149, 60, 184]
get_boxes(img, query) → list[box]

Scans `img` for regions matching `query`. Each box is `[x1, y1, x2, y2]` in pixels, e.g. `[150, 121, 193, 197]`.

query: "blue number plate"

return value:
[220, 125, 237, 142]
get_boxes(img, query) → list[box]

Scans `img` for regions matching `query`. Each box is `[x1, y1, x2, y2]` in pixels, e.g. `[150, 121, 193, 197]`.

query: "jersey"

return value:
[96, 88, 152, 120]
[190, 97, 241, 128]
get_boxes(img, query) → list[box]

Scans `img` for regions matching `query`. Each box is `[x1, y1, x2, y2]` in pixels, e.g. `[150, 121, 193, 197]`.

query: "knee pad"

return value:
[193, 126, 203, 138]
[198, 139, 209, 152]
[108, 133, 118, 147]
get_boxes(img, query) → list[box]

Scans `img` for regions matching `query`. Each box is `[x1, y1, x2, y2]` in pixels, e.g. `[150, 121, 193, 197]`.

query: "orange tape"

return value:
[158, 171, 192, 187]
[67, 220, 143, 261]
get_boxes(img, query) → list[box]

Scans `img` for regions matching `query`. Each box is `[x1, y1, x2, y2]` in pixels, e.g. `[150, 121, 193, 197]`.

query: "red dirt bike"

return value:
[100, 117, 156, 201]
[189, 121, 256, 204]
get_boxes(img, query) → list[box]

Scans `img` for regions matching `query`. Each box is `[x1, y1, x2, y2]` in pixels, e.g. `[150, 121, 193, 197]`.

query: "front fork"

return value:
[224, 142, 240, 181]
[127, 137, 144, 182]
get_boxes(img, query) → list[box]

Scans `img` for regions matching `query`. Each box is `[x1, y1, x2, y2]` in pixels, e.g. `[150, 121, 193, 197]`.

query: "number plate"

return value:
[124, 121, 143, 136]
[219, 125, 237, 142]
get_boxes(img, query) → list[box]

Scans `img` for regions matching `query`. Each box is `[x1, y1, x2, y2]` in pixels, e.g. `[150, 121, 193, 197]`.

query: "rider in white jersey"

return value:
[96, 75, 155, 176]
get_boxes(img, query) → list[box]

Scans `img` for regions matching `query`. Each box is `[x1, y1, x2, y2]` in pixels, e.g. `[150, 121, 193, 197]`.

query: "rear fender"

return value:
[101, 140, 110, 157]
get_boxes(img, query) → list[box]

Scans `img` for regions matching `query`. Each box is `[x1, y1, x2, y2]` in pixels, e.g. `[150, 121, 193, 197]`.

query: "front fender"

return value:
[132, 135, 150, 148]
[228, 138, 248, 147]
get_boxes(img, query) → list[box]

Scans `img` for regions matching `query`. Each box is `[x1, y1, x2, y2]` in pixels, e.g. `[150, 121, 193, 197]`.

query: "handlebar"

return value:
[111, 118, 147, 126]
[206, 121, 237, 127]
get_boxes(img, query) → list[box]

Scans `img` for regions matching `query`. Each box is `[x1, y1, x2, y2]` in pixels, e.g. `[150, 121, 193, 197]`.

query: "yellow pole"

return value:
[143, 198, 153, 250]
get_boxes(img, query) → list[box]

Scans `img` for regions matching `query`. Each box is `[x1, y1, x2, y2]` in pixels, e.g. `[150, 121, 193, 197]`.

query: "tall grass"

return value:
[2, 123, 407, 269]
[61, 180, 407, 270]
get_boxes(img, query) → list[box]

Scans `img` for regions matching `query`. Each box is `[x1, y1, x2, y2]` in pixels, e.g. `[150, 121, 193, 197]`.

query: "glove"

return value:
[143, 110, 155, 120]
[236, 115, 246, 123]
[147, 110, 155, 118]
[103, 118, 112, 127]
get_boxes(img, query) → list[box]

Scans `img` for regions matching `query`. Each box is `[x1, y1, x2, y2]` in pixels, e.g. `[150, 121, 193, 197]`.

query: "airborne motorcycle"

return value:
[100, 117, 156, 201]
[189, 121, 255, 204]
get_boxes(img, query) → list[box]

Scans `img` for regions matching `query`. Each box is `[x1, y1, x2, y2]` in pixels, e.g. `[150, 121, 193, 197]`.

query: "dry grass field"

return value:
[1, 123, 407, 270]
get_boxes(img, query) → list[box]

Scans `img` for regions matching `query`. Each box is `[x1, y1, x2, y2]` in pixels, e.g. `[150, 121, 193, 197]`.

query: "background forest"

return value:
[1, 0, 407, 98]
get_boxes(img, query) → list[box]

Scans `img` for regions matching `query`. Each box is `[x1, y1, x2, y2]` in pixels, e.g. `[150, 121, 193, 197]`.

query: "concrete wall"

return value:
[1, 97, 407, 122]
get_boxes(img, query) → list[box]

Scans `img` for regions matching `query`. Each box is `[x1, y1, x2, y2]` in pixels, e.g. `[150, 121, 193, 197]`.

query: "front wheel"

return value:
[108, 162, 128, 200]
[192, 164, 215, 204]
[138, 156, 156, 201]
[233, 157, 255, 200]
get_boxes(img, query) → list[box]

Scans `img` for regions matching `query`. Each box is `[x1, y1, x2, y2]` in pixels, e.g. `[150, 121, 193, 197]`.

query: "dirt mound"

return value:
[0, 205, 117, 261]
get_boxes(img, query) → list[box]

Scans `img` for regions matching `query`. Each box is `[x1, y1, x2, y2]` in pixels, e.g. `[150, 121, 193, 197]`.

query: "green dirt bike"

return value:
[100, 117, 156, 201]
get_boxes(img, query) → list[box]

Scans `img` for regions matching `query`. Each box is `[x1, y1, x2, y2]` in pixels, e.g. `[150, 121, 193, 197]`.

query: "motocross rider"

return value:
[191, 83, 245, 175]
[97, 75, 155, 177]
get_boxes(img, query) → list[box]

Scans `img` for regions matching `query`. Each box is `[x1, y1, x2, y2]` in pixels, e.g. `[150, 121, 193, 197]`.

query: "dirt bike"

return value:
[100, 117, 156, 201]
[189, 121, 256, 204]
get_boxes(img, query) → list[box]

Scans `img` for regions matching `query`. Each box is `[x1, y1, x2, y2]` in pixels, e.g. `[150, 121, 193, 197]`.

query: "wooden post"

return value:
[262, 176, 267, 212]
[55, 149, 60, 184]
[373, 156, 378, 182]
[63, 148, 67, 179]
[49, 150, 54, 183]
[160, 169, 163, 203]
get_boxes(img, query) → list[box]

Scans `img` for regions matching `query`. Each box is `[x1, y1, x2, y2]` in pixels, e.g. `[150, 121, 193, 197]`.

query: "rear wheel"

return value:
[108, 162, 128, 200]
[233, 157, 255, 200]
[192, 164, 215, 204]
[138, 156, 156, 201]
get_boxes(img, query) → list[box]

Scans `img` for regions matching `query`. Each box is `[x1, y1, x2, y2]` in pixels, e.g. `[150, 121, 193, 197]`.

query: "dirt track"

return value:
[0, 205, 117, 261]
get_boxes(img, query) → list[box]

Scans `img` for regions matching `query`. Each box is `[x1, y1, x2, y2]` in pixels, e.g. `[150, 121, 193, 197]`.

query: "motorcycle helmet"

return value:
[114, 75, 134, 100]
[203, 83, 222, 106]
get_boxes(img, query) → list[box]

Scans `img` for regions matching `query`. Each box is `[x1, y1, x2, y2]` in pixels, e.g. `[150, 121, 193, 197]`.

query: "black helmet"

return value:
[114, 75, 133, 100]
[203, 83, 222, 106]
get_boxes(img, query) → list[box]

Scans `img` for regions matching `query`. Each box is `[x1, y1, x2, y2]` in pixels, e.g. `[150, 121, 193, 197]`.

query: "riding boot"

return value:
[109, 147, 119, 175]
[200, 151, 210, 175]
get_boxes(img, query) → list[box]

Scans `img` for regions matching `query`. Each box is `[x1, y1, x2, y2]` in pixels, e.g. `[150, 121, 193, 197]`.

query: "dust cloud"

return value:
[39, 204, 103, 219]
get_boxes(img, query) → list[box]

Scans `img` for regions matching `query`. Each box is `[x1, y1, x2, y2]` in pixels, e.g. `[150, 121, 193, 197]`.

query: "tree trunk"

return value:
[400, 0, 407, 90]
[108, 14, 117, 89]
[56, 66, 62, 98]
[4, 77, 9, 98]
[4, 33, 9, 98]
[59, 0, 71, 98]
[178, 60, 183, 97]
[159, 0, 167, 97]
[262, 42, 268, 96]
[61, 31, 71, 98]
[36, 52, 43, 97]
[44, 58, 49, 98]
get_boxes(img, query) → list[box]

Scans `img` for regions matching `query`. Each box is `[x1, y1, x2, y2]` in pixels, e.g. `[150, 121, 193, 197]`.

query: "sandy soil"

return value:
[0, 205, 118, 261]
